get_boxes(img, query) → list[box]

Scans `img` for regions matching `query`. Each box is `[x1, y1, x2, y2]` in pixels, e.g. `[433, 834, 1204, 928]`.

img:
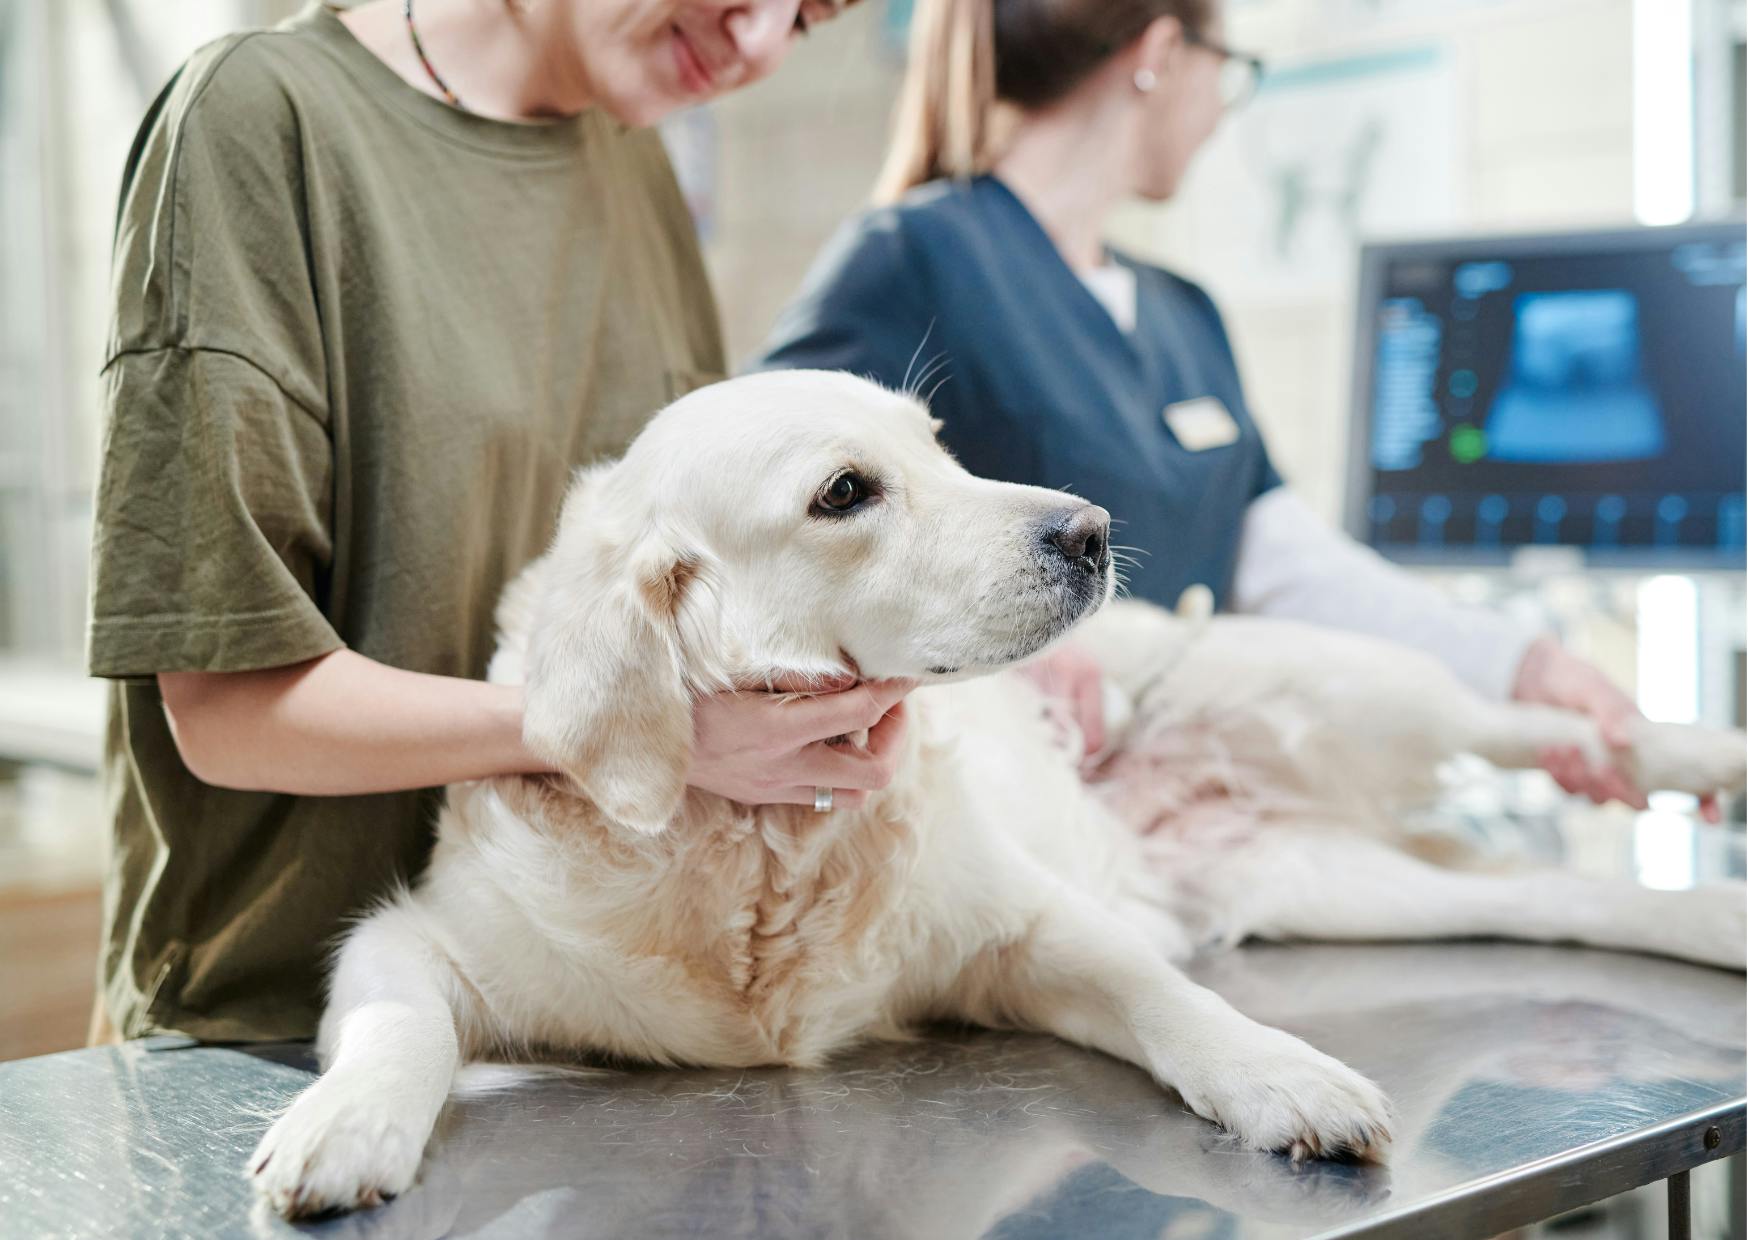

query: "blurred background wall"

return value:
[0, 0, 1741, 1061]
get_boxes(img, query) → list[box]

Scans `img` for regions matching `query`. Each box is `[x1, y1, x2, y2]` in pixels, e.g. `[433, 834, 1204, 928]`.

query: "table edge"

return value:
[1315, 1097, 1747, 1240]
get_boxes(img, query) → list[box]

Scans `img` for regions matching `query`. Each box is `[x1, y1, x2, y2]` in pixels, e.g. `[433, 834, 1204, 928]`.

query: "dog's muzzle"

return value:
[1043, 504, 1112, 580]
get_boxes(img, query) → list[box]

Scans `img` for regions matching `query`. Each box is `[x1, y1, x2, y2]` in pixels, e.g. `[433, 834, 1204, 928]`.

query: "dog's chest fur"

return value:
[414, 679, 1131, 1073]
[430, 776, 934, 1068]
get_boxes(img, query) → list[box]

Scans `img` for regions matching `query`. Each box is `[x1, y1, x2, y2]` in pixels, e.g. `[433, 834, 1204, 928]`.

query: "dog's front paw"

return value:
[1175, 1025, 1393, 1162]
[249, 1077, 427, 1219]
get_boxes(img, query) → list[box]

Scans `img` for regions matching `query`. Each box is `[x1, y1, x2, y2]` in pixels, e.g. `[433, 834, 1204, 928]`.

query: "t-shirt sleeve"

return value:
[748, 211, 937, 391]
[87, 35, 339, 679]
[89, 348, 338, 678]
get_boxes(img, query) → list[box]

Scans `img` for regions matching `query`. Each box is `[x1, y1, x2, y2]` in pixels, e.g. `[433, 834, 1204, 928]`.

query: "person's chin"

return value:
[597, 77, 688, 129]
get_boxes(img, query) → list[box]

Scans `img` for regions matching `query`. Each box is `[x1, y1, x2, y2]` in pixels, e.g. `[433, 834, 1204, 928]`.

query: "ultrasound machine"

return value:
[1345, 220, 1746, 744]
[1347, 220, 1744, 568]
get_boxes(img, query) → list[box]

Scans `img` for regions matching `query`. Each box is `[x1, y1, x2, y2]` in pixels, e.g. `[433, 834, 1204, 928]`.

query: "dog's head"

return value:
[522, 370, 1112, 833]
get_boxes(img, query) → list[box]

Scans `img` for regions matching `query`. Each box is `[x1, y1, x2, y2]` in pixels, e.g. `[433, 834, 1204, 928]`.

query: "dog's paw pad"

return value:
[1179, 1027, 1394, 1164]
[248, 1082, 426, 1219]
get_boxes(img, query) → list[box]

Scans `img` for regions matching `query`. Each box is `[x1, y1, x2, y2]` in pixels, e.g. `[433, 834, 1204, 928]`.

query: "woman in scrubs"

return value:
[756, 0, 1662, 809]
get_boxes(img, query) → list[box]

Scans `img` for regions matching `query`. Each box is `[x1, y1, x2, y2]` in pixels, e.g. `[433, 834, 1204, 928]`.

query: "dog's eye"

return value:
[814, 471, 874, 516]
[824, 475, 861, 508]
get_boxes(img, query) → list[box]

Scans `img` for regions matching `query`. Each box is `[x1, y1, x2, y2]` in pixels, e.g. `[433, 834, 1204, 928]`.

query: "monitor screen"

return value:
[1347, 222, 1746, 567]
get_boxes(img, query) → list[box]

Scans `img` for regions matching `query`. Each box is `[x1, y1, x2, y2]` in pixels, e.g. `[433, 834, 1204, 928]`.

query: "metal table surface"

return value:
[1, 937, 1743, 1240]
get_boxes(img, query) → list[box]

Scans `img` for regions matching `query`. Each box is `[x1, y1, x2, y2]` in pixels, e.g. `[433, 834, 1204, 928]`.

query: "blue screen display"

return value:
[1360, 228, 1746, 562]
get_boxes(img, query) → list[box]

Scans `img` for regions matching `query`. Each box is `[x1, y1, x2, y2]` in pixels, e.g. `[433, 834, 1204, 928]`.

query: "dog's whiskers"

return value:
[920, 368, 955, 409]
[906, 354, 951, 402]
[899, 321, 940, 394]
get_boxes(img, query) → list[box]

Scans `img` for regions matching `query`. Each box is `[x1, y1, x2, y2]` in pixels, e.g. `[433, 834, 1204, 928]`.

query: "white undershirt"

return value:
[1078, 263, 1139, 334]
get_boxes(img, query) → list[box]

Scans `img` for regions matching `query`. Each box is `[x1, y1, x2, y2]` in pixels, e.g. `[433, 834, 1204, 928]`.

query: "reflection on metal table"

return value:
[2, 936, 1742, 1239]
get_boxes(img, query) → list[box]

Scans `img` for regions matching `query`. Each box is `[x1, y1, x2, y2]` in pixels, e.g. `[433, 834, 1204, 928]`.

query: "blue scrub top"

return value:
[753, 174, 1282, 611]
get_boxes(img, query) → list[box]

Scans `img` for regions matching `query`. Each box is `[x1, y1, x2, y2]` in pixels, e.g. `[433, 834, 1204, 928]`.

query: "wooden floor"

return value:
[0, 885, 101, 1061]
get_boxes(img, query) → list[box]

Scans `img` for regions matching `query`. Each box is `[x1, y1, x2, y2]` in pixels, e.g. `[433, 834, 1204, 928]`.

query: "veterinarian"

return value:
[85, 0, 908, 1047]
[756, 0, 1667, 813]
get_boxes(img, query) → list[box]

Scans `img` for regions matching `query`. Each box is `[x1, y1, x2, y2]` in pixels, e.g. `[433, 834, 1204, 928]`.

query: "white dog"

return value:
[250, 371, 1746, 1218]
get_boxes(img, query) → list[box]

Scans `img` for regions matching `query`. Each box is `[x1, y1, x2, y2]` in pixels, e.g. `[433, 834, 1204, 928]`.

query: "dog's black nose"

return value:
[1045, 505, 1110, 572]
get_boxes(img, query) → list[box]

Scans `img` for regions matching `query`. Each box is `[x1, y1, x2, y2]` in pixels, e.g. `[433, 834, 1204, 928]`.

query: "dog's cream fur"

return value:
[250, 372, 1747, 1218]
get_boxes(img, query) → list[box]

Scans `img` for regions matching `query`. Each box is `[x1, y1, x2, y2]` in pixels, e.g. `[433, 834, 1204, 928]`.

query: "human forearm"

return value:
[159, 649, 543, 795]
[1230, 488, 1542, 699]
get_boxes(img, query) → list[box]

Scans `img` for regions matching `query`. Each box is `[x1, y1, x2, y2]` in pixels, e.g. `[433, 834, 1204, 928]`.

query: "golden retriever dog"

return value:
[250, 371, 1746, 1218]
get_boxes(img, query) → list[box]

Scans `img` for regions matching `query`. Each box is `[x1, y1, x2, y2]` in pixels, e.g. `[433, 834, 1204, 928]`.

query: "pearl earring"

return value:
[1133, 68, 1158, 93]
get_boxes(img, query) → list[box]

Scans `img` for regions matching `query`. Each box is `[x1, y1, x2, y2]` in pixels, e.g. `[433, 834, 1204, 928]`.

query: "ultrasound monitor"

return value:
[1346, 221, 1746, 568]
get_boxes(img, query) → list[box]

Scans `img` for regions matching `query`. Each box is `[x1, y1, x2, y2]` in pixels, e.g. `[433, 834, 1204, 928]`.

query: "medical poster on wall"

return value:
[1152, 44, 1462, 305]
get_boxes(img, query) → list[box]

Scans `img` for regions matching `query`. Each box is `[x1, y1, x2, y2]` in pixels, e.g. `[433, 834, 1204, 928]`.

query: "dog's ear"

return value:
[521, 477, 700, 836]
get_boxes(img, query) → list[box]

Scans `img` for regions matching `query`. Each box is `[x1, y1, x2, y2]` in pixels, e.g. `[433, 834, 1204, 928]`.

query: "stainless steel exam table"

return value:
[4, 813, 1743, 1239]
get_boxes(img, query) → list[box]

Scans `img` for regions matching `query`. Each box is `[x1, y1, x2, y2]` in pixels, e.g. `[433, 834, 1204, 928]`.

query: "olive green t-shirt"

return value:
[87, 2, 724, 1042]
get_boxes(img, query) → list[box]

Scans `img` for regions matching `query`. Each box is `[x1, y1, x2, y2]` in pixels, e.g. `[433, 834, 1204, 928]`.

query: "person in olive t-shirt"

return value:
[87, 0, 912, 1045]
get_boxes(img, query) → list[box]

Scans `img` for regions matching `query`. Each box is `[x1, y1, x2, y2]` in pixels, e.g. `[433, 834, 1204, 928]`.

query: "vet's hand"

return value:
[687, 677, 914, 810]
[1511, 637, 1712, 818]
[1018, 643, 1106, 774]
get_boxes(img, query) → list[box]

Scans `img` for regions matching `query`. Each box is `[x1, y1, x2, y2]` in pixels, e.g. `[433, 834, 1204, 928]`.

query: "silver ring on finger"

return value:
[813, 786, 834, 814]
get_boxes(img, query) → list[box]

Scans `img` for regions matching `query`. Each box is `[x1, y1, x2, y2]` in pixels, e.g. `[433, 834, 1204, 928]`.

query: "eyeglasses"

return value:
[1184, 30, 1266, 112]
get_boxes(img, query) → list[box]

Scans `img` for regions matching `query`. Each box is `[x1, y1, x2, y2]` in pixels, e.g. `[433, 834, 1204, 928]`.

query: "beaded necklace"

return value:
[404, 0, 466, 110]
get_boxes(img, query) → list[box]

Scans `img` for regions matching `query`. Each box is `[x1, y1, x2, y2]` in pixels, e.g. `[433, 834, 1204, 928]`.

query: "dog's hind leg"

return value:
[250, 902, 469, 1219]
[1462, 699, 1746, 799]
[955, 893, 1394, 1161]
[1190, 829, 1745, 971]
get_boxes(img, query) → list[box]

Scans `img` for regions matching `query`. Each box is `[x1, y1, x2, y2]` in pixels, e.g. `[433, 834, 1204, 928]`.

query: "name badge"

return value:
[1162, 396, 1240, 451]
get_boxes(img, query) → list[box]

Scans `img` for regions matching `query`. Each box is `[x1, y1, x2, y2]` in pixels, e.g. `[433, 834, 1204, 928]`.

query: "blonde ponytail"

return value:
[872, 0, 1212, 205]
[872, 0, 997, 204]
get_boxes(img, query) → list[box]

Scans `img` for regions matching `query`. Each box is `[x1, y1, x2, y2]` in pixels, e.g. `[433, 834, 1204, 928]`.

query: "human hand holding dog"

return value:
[686, 677, 914, 810]
[1510, 636, 1719, 820]
[1017, 643, 1107, 774]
